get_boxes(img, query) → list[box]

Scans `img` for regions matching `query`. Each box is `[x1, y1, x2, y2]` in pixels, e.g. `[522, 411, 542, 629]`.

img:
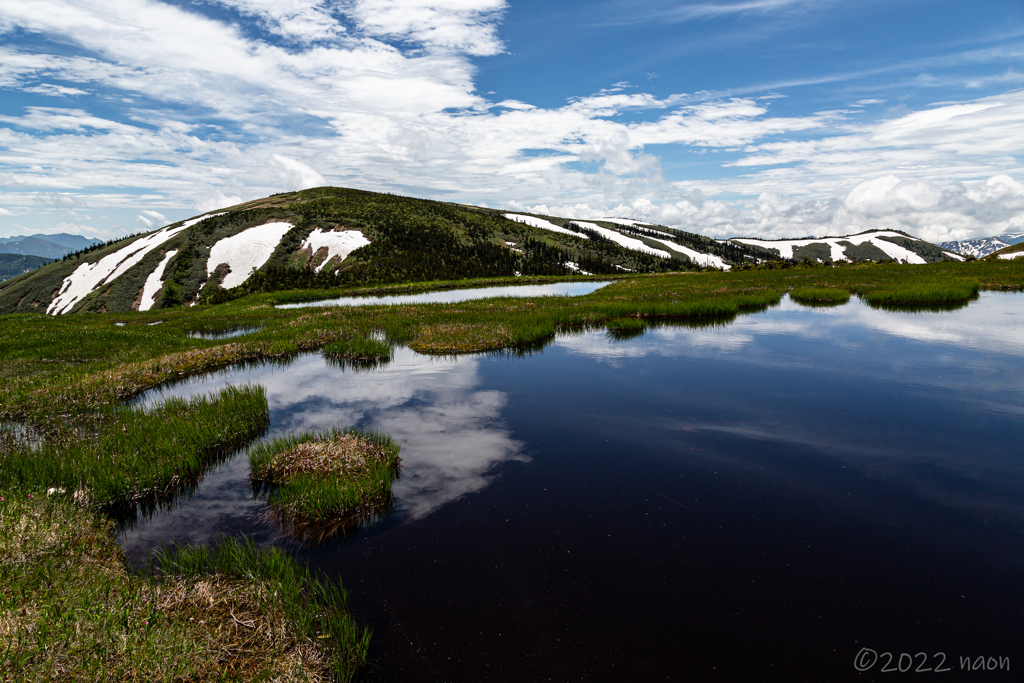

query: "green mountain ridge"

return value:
[0, 186, 963, 316]
[0, 254, 54, 283]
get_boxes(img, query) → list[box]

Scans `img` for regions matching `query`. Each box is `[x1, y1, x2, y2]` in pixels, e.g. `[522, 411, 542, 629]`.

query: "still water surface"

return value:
[121, 293, 1024, 681]
[275, 280, 612, 308]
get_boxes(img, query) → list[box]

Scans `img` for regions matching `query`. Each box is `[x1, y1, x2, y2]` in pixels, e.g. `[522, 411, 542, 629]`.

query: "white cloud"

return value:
[22, 83, 89, 97]
[0, 0, 1022, 243]
[347, 0, 507, 56]
[268, 154, 325, 191]
[194, 190, 245, 214]
[137, 209, 167, 229]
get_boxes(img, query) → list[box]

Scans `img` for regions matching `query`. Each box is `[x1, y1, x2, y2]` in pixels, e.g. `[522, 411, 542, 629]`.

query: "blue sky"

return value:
[1, 0, 1023, 243]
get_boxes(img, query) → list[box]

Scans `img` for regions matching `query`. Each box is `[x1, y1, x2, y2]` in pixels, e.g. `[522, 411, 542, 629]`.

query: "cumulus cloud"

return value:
[137, 209, 167, 229]
[267, 154, 326, 191]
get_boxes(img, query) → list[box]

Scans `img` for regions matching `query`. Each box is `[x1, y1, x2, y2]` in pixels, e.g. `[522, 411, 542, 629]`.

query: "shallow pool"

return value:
[275, 280, 613, 308]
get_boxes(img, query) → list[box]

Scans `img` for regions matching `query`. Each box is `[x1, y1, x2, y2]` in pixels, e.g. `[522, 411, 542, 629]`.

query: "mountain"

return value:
[0, 186, 965, 315]
[730, 232, 963, 264]
[989, 242, 1024, 260]
[0, 254, 53, 283]
[0, 233, 103, 259]
[939, 233, 1024, 259]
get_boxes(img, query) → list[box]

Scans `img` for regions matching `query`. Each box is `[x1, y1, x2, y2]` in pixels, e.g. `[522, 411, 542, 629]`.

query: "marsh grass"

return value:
[859, 281, 980, 306]
[249, 429, 401, 540]
[322, 336, 394, 362]
[155, 538, 371, 681]
[0, 495, 365, 682]
[789, 287, 851, 305]
[0, 385, 269, 505]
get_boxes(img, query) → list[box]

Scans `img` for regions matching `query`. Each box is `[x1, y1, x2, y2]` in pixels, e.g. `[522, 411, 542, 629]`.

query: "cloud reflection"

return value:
[143, 348, 526, 523]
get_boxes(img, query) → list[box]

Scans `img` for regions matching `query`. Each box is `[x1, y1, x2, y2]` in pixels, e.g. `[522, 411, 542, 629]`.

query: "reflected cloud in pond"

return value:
[122, 348, 526, 560]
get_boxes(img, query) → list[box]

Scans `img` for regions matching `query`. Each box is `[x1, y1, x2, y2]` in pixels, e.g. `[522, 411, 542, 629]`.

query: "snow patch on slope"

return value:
[302, 228, 370, 273]
[646, 237, 731, 270]
[573, 221, 672, 258]
[600, 218, 673, 237]
[504, 214, 588, 239]
[138, 250, 177, 312]
[732, 231, 932, 264]
[208, 222, 294, 289]
[998, 251, 1024, 260]
[47, 212, 224, 314]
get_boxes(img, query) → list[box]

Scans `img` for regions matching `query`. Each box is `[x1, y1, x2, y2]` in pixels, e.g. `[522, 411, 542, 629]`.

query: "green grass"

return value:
[0, 493, 367, 682]
[156, 538, 371, 682]
[789, 287, 852, 305]
[249, 428, 401, 542]
[322, 335, 394, 361]
[859, 281, 980, 306]
[0, 385, 269, 506]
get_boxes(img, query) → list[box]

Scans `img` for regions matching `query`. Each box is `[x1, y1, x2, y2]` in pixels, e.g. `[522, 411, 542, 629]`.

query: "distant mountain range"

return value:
[0, 254, 54, 283]
[939, 233, 1024, 259]
[0, 187, 967, 315]
[0, 233, 103, 259]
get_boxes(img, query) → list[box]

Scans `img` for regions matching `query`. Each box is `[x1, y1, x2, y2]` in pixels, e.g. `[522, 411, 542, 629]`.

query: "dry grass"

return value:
[1, 495, 353, 682]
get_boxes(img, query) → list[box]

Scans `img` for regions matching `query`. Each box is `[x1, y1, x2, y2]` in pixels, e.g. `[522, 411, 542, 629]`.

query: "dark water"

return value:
[275, 280, 612, 308]
[120, 293, 1024, 681]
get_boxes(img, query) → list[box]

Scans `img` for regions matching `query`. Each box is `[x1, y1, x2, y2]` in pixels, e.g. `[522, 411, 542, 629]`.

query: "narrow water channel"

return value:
[120, 293, 1024, 681]
[275, 280, 613, 308]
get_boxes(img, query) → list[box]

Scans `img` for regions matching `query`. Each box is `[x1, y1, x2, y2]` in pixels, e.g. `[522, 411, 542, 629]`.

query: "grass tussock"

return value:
[250, 428, 401, 537]
[1, 495, 367, 682]
[789, 287, 852, 305]
[322, 335, 393, 362]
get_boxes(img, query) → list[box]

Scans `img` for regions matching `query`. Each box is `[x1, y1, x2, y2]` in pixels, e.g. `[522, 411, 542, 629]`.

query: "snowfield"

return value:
[207, 222, 294, 289]
[47, 213, 224, 314]
[138, 250, 177, 312]
[504, 214, 588, 239]
[998, 251, 1024, 260]
[731, 231, 957, 264]
[301, 228, 370, 272]
[573, 221, 672, 258]
[600, 218, 674, 238]
[647, 237, 731, 270]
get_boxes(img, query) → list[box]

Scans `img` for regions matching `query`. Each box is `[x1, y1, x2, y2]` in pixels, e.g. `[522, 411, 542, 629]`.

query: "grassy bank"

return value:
[1, 258, 1022, 680]
[0, 495, 368, 681]
[0, 386, 370, 680]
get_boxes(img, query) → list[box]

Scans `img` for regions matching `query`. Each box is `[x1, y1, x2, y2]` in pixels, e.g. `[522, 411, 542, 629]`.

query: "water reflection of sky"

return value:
[551, 292, 1024, 528]
[125, 291, 1024, 555]
[133, 348, 526, 545]
[276, 280, 612, 309]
